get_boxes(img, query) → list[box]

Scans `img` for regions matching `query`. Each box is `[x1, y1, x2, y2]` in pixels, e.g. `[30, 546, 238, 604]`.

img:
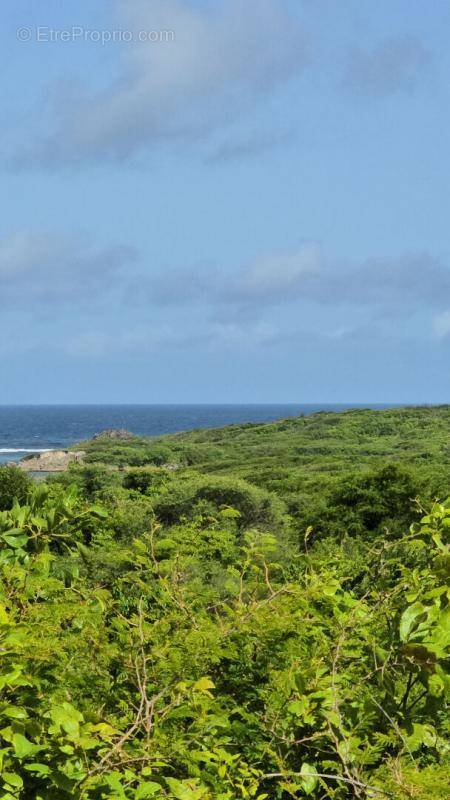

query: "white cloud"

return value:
[22, 0, 308, 166]
[0, 231, 136, 306]
[65, 318, 277, 360]
[139, 243, 322, 307]
[234, 243, 321, 301]
[138, 246, 450, 313]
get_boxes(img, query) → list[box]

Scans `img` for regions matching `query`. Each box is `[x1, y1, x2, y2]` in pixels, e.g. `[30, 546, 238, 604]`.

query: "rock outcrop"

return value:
[18, 450, 85, 472]
[92, 429, 135, 441]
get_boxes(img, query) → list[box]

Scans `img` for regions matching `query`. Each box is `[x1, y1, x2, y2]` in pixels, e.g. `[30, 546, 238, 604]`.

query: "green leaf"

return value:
[49, 702, 83, 740]
[24, 763, 52, 776]
[104, 772, 127, 798]
[12, 733, 43, 759]
[406, 723, 437, 752]
[300, 763, 318, 795]
[400, 602, 426, 642]
[1, 533, 28, 548]
[165, 778, 208, 800]
[135, 781, 162, 798]
[1, 705, 28, 720]
[193, 677, 215, 695]
[2, 772, 23, 789]
[90, 505, 108, 518]
[322, 579, 340, 597]
[428, 673, 445, 697]
[59, 745, 74, 755]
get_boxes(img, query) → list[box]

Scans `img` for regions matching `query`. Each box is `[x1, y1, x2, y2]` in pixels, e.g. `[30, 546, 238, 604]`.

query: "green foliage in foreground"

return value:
[0, 467, 32, 511]
[0, 467, 448, 799]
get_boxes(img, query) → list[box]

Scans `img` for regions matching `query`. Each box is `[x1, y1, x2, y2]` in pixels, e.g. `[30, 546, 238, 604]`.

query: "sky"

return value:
[1, 0, 450, 404]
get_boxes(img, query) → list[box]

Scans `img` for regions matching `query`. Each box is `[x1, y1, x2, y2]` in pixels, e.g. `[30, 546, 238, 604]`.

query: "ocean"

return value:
[0, 404, 393, 464]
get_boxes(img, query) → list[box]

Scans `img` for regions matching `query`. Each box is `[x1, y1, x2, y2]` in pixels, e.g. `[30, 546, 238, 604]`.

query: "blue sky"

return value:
[1, 0, 450, 403]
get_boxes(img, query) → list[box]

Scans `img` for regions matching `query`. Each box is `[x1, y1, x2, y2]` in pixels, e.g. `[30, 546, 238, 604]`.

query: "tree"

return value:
[0, 465, 32, 510]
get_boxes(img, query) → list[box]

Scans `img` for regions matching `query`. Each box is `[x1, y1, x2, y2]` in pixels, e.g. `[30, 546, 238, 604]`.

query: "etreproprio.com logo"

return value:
[17, 26, 175, 44]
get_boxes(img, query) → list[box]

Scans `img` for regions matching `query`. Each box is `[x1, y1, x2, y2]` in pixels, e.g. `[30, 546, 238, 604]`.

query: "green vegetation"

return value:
[76, 405, 450, 542]
[0, 407, 449, 798]
[0, 466, 32, 511]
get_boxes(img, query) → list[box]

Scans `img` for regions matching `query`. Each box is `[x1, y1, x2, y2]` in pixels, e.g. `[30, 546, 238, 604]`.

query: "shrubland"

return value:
[0, 407, 448, 798]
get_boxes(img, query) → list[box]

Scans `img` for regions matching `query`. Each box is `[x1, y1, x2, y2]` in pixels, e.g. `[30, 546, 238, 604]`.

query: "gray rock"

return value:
[18, 450, 85, 472]
[92, 429, 135, 441]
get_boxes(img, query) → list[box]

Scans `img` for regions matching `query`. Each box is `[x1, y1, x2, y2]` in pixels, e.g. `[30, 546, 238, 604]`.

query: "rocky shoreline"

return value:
[16, 450, 85, 472]
[13, 429, 135, 472]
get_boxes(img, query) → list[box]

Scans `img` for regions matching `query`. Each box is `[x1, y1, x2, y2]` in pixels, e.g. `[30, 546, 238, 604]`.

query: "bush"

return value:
[50, 466, 121, 501]
[128, 446, 174, 467]
[152, 475, 286, 530]
[109, 492, 156, 541]
[0, 465, 32, 510]
[123, 468, 167, 494]
[84, 442, 175, 467]
[303, 464, 422, 541]
[329, 463, 419, 535]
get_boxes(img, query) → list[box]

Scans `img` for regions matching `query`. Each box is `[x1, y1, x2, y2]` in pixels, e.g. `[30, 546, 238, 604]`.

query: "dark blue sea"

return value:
[0, 404, 393, 464]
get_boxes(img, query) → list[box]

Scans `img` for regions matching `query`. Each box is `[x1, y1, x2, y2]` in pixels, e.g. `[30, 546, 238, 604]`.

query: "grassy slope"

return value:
[77, 405, 450, 492]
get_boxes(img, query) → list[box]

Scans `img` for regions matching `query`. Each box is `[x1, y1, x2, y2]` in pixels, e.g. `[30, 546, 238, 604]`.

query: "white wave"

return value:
[0, 448, 54, 453]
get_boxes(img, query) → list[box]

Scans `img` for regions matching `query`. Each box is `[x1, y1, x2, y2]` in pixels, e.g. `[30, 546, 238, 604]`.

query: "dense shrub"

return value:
[127, 445, 174, 467]
[0, 482, 448, 798]
[0, 409, 449, 798]
[0, 465, 32, 510]
[329, 463, 420, 535]
[122, 467, 167, 494]
[84, 442, 175, 467]
[50, 465, 121, 500]
[152, 475, 286, 529]
[109, 492, 156, 541]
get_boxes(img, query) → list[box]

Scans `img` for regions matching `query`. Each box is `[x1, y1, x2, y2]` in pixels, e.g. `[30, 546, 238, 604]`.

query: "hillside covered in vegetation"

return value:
[0, 407, 449, 799]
